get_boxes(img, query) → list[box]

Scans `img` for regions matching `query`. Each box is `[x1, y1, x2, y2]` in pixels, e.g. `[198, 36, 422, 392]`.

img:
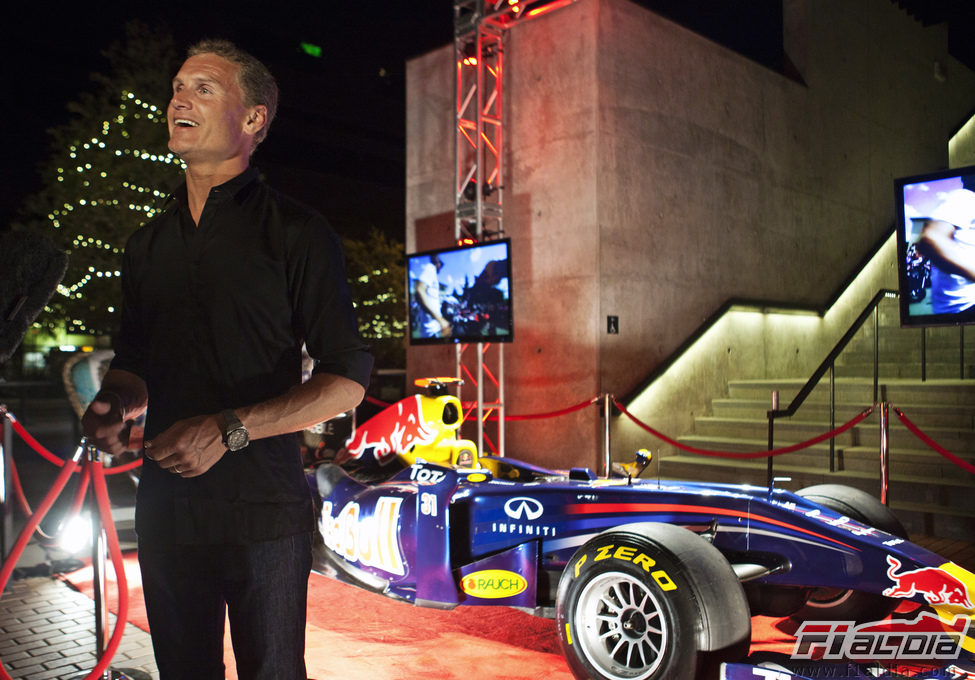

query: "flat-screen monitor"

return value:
[407, 239, 513, 345]
[895, 164, 975, 327]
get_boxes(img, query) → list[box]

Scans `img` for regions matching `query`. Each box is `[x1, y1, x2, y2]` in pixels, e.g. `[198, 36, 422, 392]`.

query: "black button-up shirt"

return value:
[112, 167, 373, 544]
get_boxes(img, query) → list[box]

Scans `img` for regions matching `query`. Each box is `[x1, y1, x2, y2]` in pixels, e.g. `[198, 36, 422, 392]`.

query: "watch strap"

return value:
[220, 409, 244, 434]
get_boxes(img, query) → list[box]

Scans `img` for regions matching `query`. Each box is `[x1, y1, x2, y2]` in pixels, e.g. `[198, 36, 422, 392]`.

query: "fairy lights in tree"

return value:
[19, 22, 406, 369]
[12, 21, 182, 342]
[343, 229, 406, 367]
[35, 89, 183, 337]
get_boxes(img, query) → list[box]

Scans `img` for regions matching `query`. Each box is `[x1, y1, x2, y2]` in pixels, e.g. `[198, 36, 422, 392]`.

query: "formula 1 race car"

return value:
[309, 379, 975, 680]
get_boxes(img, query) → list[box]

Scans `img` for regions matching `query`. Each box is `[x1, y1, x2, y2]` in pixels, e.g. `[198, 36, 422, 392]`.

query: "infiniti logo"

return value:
[504, 497, 544, 520]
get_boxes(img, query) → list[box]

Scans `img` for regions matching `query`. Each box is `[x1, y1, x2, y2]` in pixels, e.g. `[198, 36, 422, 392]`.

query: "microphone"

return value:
[0, 230, 69, 364]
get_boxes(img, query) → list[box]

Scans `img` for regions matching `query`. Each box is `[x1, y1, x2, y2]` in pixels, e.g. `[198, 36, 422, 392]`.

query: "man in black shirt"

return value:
[82, 39, 372, 679]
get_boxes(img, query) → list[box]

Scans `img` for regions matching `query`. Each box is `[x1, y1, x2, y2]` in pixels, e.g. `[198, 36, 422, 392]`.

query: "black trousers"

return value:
[138, 532, 312, 680]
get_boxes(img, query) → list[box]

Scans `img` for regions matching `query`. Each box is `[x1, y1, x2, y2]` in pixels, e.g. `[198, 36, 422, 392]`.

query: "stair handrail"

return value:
[766, 288, 897, 479]
[769, 288, 897, 421]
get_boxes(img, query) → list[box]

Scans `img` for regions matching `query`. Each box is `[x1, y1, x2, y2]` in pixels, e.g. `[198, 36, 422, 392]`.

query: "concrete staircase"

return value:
[659, 299, 975, 540]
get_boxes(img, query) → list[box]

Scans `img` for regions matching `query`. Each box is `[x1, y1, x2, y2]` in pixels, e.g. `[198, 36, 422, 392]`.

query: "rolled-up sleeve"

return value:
[288, 215, 373, 389]
[109, 239, 147, 380]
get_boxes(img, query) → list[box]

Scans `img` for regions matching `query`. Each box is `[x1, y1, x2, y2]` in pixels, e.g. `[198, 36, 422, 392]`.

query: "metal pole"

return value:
[477, 343, 484, 458]
[879, 385, 889, 505]
[1, 408, 13, 559]
[921, 327, 927, 382]
[961, 326, 966, 380]
[872, 306, 879, 404]
[603, 393, 611, 478]
[68, 443, 151, 680]
[498, 344, 505, 457]
[87, 446, 110, 660]
[829, 365, 836, 472]
[766, 391, 778, 488]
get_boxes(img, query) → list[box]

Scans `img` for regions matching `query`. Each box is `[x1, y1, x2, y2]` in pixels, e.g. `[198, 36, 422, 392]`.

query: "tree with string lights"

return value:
[343, 228, 406, 368]
[15, 21, 406, 370]
[15, 22, 182, 343]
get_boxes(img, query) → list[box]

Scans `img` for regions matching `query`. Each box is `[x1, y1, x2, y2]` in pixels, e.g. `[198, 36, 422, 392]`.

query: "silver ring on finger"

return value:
[173, 465, 182, 474]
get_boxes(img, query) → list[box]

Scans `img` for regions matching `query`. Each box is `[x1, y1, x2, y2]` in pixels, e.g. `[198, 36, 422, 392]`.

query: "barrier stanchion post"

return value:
[766, 391, 778, 488]
[879, 385, 890, 506]
[829, 365, 836, 472]
[67, 443, 150, 680]
[602, 393, 611, 478]
[1, 407, 12, 560]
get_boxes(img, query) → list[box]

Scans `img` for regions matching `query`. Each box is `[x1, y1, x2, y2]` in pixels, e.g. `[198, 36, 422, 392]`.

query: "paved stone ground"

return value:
[2, 396, 156, 679]
[0, 575, 157, 680]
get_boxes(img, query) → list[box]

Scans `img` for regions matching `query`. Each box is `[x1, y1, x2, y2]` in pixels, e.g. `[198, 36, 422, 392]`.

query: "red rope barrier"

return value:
[0, 450, 81, 680]
[894, 407, 975, 475]
[0, 448, 133, 680]
[4, 412, 142, 475]
[6, 413, 66, 467]
[464, 396, 601, 421]
[365, 393, 599, 422]
[86, 456, 131, 680]
[9, 455, 31, 518]
[503, 396, 601, 421]
[103, 457, 143, 475]
[613, 398, 875, 459]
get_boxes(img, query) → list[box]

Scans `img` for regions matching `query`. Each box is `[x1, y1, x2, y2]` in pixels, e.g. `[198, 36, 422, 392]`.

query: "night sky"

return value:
[5, 1, 456, 241]
[7, 1, 969, 243]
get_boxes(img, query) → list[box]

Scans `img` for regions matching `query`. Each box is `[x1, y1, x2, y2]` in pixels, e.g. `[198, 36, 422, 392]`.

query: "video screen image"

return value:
[896, 166, 975, 327]
[408, 240, 513, 345]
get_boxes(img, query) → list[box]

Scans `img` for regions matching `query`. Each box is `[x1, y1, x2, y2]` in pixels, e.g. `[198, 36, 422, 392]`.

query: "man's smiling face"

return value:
[167, 53, 257, 166]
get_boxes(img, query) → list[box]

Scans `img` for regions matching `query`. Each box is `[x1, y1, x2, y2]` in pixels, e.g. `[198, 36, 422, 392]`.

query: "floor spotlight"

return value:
[59, 511, 92, 555]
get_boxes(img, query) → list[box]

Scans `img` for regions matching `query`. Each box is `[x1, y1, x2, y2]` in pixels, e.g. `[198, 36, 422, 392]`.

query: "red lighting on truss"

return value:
[526, 0, 573, 19]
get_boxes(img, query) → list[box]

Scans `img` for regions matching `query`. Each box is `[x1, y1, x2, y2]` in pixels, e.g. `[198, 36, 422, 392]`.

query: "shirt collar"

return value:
[163, 166, 262, 211]
[209, 166, 261, 199]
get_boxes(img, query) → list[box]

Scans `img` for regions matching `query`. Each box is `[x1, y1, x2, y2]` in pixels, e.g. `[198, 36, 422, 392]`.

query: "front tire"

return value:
[556, 523, 749, 680]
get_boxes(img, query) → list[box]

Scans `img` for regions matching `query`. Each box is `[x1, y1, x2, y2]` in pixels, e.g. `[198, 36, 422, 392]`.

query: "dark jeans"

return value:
[138, 532, 312, 680]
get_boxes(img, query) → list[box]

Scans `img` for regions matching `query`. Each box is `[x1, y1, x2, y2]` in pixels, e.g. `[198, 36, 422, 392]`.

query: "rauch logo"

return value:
[461, 569, 528, 599]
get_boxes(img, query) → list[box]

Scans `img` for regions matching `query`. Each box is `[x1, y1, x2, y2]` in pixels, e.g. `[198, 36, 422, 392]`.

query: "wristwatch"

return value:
[220, 409, 249, 452]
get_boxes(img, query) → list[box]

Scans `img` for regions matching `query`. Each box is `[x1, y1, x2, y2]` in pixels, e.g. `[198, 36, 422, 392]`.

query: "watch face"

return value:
[226, 428, 249, 451]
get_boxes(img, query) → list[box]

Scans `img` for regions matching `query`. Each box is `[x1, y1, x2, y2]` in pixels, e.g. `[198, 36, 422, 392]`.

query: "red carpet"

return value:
[66, 553, 831, 678]
[67, 553, 574, 679]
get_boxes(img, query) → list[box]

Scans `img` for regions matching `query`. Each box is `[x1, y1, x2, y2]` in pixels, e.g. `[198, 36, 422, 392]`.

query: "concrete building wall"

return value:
[405, 0, 975, 470]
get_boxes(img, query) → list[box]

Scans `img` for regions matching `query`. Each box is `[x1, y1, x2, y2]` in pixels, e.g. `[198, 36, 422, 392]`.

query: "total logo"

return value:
[492, 497, 558, 537]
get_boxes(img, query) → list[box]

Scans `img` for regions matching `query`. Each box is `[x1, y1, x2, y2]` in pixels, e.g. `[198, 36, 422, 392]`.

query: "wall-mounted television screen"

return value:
[895, 164, 975, 327]
[407, 239, 513, 345]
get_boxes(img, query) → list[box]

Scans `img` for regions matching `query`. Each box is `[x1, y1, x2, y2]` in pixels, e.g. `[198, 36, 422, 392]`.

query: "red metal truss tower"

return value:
[452, 0, 575, 457]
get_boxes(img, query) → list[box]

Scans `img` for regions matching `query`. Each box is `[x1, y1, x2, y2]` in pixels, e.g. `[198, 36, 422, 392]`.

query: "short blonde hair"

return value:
[187, 39, 278, 151]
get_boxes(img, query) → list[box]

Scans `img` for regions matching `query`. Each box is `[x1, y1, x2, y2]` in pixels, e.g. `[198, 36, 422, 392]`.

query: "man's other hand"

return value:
[81, 392, 132, 455]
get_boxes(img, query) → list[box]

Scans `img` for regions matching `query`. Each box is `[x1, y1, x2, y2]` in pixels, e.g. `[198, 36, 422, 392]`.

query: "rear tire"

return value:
[793, 484, 907, 622]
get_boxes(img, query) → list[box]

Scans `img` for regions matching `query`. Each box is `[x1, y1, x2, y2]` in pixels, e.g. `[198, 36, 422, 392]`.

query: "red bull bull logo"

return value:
[883, 556, 974, 608]
[344, 395, 439, 464]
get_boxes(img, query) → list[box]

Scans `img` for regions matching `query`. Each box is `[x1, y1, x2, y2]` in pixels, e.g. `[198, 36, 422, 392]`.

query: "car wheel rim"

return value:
[575, 572, 668, 679]
[805, 586, 853, 608]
